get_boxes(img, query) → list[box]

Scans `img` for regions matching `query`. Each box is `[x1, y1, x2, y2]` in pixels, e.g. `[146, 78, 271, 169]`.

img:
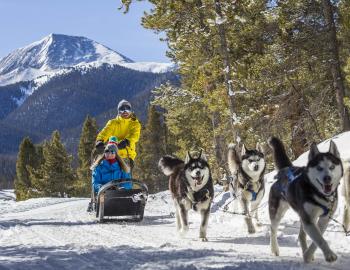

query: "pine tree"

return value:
[122, 0, 350, 161]
[14, 137, 41, 201]
[75, 115, 98, 196]
[31, 131, 75, 197]
[134, 105, 167, 193]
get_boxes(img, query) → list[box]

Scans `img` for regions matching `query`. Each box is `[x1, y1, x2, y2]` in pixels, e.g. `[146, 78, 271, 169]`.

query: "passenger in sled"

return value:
[92, 137, 131, 194]
[87, 137, 131, 211]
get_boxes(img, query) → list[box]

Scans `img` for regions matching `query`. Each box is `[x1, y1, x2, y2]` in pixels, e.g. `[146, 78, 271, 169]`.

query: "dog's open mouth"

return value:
[323, 183, 333, 194]
[192, 175, 204, 186]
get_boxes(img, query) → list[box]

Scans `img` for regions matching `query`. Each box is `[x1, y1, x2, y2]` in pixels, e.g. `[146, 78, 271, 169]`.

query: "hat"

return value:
[117, 99, 132, 112]
[104, 137, 118, 153]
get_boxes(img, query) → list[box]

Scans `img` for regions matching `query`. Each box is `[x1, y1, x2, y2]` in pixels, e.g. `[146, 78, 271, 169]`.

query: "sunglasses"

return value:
[118, 105, 131, 112]
[104, 150, 116, 154]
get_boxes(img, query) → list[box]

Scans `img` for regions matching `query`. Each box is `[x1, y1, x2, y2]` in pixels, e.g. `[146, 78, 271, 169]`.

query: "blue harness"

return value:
[280, 167, 329, 217]
[247, 188, 257, 201]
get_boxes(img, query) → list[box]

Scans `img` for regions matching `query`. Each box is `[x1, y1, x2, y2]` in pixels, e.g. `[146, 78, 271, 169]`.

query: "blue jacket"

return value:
[92, 159, 131, 193]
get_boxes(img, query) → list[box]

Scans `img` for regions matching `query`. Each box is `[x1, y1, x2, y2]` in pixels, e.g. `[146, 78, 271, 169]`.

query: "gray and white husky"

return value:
[341, 161, 350, 231]
[227, 143, 266, 233]
[159, 150, 214, 241]
[268, 137, 343, 263]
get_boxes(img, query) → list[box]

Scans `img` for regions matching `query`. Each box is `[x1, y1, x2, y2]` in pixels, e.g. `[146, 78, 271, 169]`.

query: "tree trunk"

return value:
[322, 0, 350, 131]
[211, 112, 226, 180]
[196, 0, 229, 178]
[214, 0, 236, 131]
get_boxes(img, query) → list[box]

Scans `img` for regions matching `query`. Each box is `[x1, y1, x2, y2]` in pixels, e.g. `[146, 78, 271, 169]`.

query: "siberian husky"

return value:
[268, 137, 343, 263]
[227, 143, 266, 233]
[159, 150, 214, 241]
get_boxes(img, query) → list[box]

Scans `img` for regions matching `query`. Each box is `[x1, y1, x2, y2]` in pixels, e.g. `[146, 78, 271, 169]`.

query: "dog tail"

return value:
[228, 143, 240, 174]
[268, 137, 292, 170]
[158, 155, 184, 176]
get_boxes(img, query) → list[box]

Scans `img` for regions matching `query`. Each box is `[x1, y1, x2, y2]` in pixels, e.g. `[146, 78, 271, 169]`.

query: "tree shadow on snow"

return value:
[1, 245, 350, 270]
[0, 218, 96, 229]
[0, 214, 173, 230]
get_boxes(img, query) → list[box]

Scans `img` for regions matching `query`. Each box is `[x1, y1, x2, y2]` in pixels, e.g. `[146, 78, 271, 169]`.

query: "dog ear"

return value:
[329, 140, 340, 158]
[199, 149, 207, 161]
[308, 142, 320, 160]
[185, 151, 192, 164]
[241, 144, 247, 156]
[256, 142, 264, 154]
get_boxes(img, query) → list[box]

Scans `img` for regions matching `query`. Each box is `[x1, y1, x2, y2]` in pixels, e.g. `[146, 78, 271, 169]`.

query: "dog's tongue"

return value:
[324, 184, 332, 194]
[193, 176, 202, 186]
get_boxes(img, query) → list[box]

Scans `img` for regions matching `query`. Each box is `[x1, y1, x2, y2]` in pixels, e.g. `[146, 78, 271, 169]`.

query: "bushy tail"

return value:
[268, 137, 292, 170]
[158, 155, 184, 176]
[227, 143, 240, 174]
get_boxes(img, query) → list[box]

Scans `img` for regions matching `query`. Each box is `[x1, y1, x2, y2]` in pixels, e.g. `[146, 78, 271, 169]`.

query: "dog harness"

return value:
[246, 185, 258, 201]
[186, 187, 211, 211]
[276, 167, 301, 196]
[235, 170, 262, 202]
[281, 167, 330, 217]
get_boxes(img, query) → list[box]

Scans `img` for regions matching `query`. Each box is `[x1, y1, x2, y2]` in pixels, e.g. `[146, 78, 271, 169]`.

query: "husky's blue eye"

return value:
[317, 166, 323, 171]
[329, 165, 335, 170]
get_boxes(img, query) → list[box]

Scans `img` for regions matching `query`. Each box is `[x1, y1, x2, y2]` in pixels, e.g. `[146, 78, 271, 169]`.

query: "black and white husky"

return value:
[227, 143, 266, 233]
[159, 151, 214, 241]
[268, 137, 343, 263]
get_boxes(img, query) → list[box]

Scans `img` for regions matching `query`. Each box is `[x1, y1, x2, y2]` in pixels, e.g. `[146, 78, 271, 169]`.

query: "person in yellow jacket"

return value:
[95, 100, 141, 168]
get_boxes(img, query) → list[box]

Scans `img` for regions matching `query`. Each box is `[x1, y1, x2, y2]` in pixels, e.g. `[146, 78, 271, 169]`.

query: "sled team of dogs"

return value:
[158, 138, 350, 263]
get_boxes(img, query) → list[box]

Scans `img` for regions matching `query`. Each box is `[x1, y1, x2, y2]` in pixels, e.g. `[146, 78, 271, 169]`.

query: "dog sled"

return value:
[90, 179, 148, 223]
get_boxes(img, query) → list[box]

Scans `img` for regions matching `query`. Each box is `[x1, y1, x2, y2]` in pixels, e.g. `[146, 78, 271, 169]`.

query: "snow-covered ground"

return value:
[1, 132, 350, 269]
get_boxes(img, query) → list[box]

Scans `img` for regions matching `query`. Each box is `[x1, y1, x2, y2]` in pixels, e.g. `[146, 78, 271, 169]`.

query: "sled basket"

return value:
[95, 179, 148, 222]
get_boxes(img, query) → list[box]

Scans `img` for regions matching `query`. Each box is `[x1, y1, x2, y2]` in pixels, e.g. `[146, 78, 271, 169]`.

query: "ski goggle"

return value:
[104, 150, 116, 154]
[118, 105, 131, 113]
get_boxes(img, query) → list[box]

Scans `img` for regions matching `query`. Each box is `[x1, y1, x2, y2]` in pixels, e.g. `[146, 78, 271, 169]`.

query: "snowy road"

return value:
[1, 186, 350, 270]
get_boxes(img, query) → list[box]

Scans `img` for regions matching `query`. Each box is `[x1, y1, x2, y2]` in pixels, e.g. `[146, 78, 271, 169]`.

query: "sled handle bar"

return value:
[97, 179, 148, 197]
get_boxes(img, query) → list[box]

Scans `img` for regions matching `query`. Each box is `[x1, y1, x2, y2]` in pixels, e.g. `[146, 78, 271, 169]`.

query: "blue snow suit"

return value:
[92, 159, 131, 193]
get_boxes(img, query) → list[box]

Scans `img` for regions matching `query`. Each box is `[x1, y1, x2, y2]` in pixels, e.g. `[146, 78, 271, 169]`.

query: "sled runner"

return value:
[92, 179, 148, 223]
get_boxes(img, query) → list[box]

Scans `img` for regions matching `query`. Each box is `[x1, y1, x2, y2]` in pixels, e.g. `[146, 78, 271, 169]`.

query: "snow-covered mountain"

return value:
[0, 33, 174, 86]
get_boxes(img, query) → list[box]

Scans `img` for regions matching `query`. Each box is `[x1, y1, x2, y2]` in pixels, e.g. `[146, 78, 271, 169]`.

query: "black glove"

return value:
[95, 140, 104, 150]
[117, 139, 130, 149]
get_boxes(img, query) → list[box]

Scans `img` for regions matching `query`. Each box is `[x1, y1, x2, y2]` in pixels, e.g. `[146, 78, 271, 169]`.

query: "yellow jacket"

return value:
[96, 115, 141, 160]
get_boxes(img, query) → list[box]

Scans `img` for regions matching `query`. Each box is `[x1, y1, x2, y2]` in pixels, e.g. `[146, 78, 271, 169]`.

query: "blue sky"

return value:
[0, 0, 169, 62]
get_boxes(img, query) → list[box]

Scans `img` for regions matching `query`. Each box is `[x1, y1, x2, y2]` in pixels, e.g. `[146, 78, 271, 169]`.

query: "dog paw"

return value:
[271, 245, 279, 256]
[199, 237, 208, 242]
[271, 250, 279, 256]
[179, 227, 189, 237]
[303, 251, 315, 263]
[325, 251, 337, 262]
[248, 226, 256, 234]
[256, 221, 263, 227]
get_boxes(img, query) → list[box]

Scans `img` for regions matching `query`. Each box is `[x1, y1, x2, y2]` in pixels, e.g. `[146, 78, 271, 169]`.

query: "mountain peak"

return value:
[0, 34, 173, 86]
[0, 34, 134, 84]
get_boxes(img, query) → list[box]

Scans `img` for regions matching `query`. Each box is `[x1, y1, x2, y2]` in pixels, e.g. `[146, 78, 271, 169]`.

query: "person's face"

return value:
[104, 149, 116, 159]
[118, 105, 132, 119]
